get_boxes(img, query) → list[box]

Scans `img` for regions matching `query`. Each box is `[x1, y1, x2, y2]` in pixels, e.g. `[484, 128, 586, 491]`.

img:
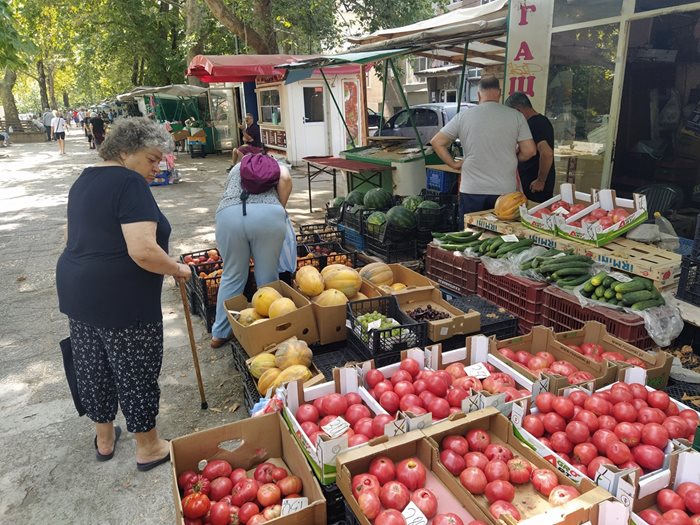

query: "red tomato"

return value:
[630, 383, 649, 400]
[312, 397, 326, 417]
[574, 409, 600, 433]
[351, 473, 380, 499]
[588, 456, 614, 479]
[257, 483, 281, 507]
[229, 468, 247, 486]
[498, 347, 515, 360]
[549, 485, 580, 506]
[531, 468, 559, 496]
[247, 514, 267, 525]
[413, 379, 428, 395]
[368, 455, 396, 485]
[349, 434, 370, 446]
[345, 392, 362, 406]
[536, 392, 556, 413]
[642, 423, 670, 449]
[638, 509, 663, 525]
[295, 404, 319, 424]
[441, 449, 467, 476]
[433, 513, 467, 525]
[454, 376, 483, 392]
[379, 391, 401, 414]
[678, 482, 700, 500]
[418, 391, 436, 407]
[543, 412, 567, 434]
[584, 396, 611, 416]
[612, 402, 638, 423]
[598, 415, 618, 431]
[484, 444, 514, 463]
[610, 384, 634, 404]
[507, 457, 532, 484]
[319, 415, 338, 428]
[592, 429, 619, 454]
[464, 451, 489, 470]
[407, 488, 438, 519]
[633, 444, 665, 471]
[657, 489, 687, 513]
[427, 397, 450, 420]
[400, 358, 421, 378]
[208, 501, 231, 525]
[664, 416, 690, 439]
[238, 502, 259, 524]
[549, 360, 577, 377]
[357, 491, 381, 520]
[632, 398, 649, 411]
[568, 390, 589, 407]
[691, 514, 700, 525]
[648, 391, 671, 411]
[639, 407, 666, 425]
[553, 397, 575, 419]
[395, 457, 427, 491]
[466, 429, 491, 452]
[231, 478, 259, 507]
[202, 459, 233, 482]
[444, 362, 468, 381]
[485, 460, 510, 482]
[399, 394, 423, 412]
[489, 501, 521, 521]
[550, 431, 573, 454]
[680, 410, 700, 428]
[178, 470, 199, 491]
[372, 414, 395, 438]
[375, 509, 407, 525]
[426, 376, 449, 397]
[182, 493, 211, 519]
[663, 509, 691, 525]
[442, 435, 469, 456]
[379, 480, 411, 511]
[606, 441, 632, 465]
[614, 421, 642, 447]
[393, 380, 415, 399]
[344, 404, 371, 426]
[277, 475, 302, 496]
[568, 371, 595, 385]
[460, 466, 487, 494]
[523, 414, 545, 437]
[271, 467, 287, 481]
[685, 490, 700, 515]
[565, 421, 591, 445]
[666, 402, 681, 417]
[374, 380, 394, 399]
[572, 442, 598, 466]
[322, 393, 348, 417]
[485, 480, 515, 503]
[528, 356, 549, 372]
[353, 417, 374, 438]
[209, 476, 234, 502]
[515, 350, 532, 367]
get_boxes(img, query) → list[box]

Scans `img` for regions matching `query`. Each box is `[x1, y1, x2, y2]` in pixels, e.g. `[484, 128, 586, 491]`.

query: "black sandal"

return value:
[94, 426, 122, 462]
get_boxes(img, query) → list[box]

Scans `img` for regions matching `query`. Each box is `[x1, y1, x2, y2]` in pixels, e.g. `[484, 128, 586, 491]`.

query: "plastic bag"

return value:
[659, 90, 681, 130]
[655, 212, 679, 252]
[481, 245, 549, 277]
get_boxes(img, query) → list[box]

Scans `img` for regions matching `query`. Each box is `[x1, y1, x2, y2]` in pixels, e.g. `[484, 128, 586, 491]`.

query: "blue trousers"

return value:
[212, 203, 287, 339]
[459, 193, 500, 229]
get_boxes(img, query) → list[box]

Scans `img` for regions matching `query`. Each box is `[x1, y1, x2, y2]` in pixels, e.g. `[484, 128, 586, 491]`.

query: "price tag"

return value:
[281, 497, 308, 516]
[345, 320, 352, 329]
[609, 271, 633, 283]
[501, 234, 519, 243]
[402, 501, 428, 525]
[367, 319, 382, 331]
[464, 362, 491, 379]
[484, 214, 498, 221]
[321, 416, 350, 438]
[551, 252, 567, 259]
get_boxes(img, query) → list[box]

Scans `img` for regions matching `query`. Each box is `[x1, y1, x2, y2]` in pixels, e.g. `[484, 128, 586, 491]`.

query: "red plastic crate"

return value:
[476, 265, 548, 332]
[425, 244, 480, 295]
[541, 286, 655, 350]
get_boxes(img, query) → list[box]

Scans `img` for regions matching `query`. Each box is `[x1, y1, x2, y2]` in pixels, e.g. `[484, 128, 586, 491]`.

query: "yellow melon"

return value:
[295, 266, 325, 297]
[313, 289, 349, 307]
[238, 307, 262, 327]
[494, 192, 528, 220]
[323, 267, 362, 298]
[391, 283, 407, 291]
[273, 365, 313, 389]
[320, 264, 349, 278]
[257, 367, 281, 394]
[359, 262, 393, 286]
[275, 338, 313, 369]
[268, 297, 297, 318]
[252, 287, 282, 316]
[249, 353, 276, 379]
[350, 291, 369, 301]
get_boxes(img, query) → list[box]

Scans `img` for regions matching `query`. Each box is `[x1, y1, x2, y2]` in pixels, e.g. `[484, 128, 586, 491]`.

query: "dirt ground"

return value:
[0, 129, 336, 524]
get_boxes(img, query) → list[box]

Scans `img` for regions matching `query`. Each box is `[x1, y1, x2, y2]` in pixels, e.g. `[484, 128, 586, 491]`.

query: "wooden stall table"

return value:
[302, 156, 395, 212]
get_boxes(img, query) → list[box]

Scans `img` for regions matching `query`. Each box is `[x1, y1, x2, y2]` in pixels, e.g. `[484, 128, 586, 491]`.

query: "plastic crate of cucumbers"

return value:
[580, 271, 665, 311]
[346, 296, 427, 359]
[431, 230, 536, 259]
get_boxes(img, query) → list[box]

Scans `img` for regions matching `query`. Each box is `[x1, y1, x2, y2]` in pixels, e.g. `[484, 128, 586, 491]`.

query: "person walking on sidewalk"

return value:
[42, 108, 53, 141]
[56, 117, 191, 471]
[51, 111, 67, 155]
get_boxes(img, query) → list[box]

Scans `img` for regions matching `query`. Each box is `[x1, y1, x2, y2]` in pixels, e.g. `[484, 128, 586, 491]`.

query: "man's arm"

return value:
[517, 138, 536, 162]
[531, 140, 554, 192]
[430, 131, 463, 171]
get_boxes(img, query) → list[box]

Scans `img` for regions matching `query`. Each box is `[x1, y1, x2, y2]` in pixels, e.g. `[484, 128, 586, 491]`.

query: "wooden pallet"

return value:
[463, 211, 520, 234]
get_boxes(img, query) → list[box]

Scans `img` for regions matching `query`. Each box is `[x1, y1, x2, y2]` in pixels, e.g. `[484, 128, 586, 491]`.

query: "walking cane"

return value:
[178, 280, 208, 409]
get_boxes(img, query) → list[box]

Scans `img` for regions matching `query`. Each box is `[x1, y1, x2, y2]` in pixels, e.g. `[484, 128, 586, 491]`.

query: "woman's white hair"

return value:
[98, 117, 173, 161]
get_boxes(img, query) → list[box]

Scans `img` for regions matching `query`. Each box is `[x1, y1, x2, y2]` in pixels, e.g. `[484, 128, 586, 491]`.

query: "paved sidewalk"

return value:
[0, 132, 336, 523]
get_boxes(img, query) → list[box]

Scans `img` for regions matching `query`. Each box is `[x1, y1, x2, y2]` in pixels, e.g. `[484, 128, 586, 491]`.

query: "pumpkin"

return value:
[273, 365, 313, 389]
[268, 297, 297, 318]
[391, 283, 407, 291]
[257, 367, 281, 394]
[295, 266, 324, 297]
[494, 192, 528, 220]
[359, 262, 393, 286]
[275, 338, 313, 369]
[313, 289, 348, 307]
[350, 291, 369, 301]
[252, 287, 282, 316]
[320, 264, 348, 278]
[238, 307, 262, 327]
[249, 353, 276, 379]
[323, 266, 362, 298]
[378, 285, 394, 295]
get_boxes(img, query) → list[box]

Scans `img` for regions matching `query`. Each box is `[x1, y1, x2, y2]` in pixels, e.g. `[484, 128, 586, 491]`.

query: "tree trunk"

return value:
[202, 0, 276, 54]
[185, 0, 207, 86]
[138, 57, 146, 86]
[46, 66, 57, 109]
[131, 56, 139, 86]
[36, 60, 50, 110]
[63, 92, 70, 108]
[0, 69, 21, 128]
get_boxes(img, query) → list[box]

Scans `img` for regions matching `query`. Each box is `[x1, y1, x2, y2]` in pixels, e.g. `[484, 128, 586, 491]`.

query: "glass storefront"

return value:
[553, 0, 623, 27]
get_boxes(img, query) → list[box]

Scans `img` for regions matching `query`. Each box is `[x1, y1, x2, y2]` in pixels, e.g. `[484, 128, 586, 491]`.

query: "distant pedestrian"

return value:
[51, 110, 67, 155]
[89, 112, 105, 147]
[77, 109, 85, 128]
[42, 108, 53, 141]
[84, 117, 95, 149]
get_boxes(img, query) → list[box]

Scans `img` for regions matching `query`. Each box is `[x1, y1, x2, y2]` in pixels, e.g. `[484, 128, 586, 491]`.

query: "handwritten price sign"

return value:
[281, 497, 308, 516]
[402, 502, 428, 525]
[321, 416, 350, 438]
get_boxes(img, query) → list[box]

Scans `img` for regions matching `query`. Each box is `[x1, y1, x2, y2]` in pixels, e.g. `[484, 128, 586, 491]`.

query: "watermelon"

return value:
[346, 190, 365, 206]
[402, 195, 423, 213]
[363, 188, 393, 210]
[386, 205, 417, 230]
[351, 204, 366, 215]
[330, 196, 345, 207]
[416, 200, 442, 227]
[366, 211, 387, 235]
[417, 200, 440, 210]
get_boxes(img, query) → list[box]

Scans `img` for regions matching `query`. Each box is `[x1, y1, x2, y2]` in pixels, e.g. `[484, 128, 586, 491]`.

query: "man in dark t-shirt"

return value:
[90, 113, 106, 146]
[505, 92, 556, 203]
[228, 113, 263, 171]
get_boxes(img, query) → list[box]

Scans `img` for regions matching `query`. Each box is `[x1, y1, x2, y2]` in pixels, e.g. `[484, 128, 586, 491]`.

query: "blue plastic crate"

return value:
[149, 170, 171, 187]
[338, 223, 365, 251]
[679, 237, 693, 257]
[426, 167, 458, 193]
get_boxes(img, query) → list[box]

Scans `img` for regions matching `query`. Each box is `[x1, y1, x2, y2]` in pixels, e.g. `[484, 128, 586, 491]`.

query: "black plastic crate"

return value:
[326, 203, 342, 223]
[296, 232, 320, 244]
[312, 346, 364, 380]
[420, 188, 458, 206]
[346, 296, 427, 367]
[322, 482, 347, 524]
[341, 202, 372, 234]
[344, 501, 360, 525]
[665, 378, 700, 404]
[364, 235, 418, 263]
[193, 274, 220, 333]
[230, 340, 260, 415]
[415, 205, 445, 230]
[180, 248, 223, 314]
[678, 256, 700, 306]
[303, 241, 358, 269]
[443, 292, 518, 340]
[365, 219, 417, 244]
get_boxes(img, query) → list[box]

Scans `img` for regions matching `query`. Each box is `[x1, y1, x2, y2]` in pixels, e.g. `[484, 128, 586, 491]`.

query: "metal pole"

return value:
[378, 60, 389, 135]
[320, 68, 356, 149]
[359, 64, 369, 146]
[457, 41, 470, 114]
[389, 58, 426, 160]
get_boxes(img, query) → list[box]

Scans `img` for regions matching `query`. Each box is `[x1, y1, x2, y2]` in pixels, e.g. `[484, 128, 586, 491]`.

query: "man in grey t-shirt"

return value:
[431, 77, 536, 228]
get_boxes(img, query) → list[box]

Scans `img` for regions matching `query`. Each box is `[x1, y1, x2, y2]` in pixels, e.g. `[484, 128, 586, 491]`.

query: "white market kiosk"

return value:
[187, 54, 366, 165]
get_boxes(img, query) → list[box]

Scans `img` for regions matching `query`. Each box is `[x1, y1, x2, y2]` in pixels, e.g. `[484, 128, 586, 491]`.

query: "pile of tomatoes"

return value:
[177, 458, 303, 525]
[521, 383, 699, 480]
[566, 341, 647, 368]
[438, 428, 579, 522]
[640, 481, 700, 525]
[351, 455, 479, 525]
[364, 358, 529, 421]
[295, 391, 392, 446]
[497, 347, 595, 386]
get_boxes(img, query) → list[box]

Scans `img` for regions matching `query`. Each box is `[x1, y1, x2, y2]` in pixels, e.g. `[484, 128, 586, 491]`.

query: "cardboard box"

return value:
[225, 280, 319, 357]
[365, 264, 439, 295]
[336, 429, 493, 525]
[552, 321, 672, 389]
[395, 288, 480, 342]
[676, 127, 700, 160]
[422, 408, 626, 525]
[520, 183, 592, 234]
[170, 413, 326, 525]
[490, 326, 620, 395]
[171, 129, 189, 142]
[557, 189, 648, 247]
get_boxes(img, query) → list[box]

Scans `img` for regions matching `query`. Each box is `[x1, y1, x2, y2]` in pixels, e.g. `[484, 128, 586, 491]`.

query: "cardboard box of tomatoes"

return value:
[336, 427, 495, 525]
[489, 325, 620, 395]
[553, 321, 673, 389]
[421, 408, 626, 524]
[225, 280, 319, 357]
[170, 412, 326, 525]
[520, 183, 592, 235]
[557, 189, 648, 247]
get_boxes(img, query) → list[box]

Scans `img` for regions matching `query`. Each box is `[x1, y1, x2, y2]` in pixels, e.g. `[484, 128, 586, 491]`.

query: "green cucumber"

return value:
[604, 288, 616, 299]
[608, 298, 618, 306]
[590, 272, 608, 287]
[538, 262, 594, 274]
[432, 232, 447, 239]
[495, 238, 533, 256]
[595, 285, 606, 298]
[536, 255, 592, 265]
[438, 243, 471, 251]
[556, 275, 590, 287]
[582, 280, 596, 293]
[602, 276, 615, 288]
[614, 278, 648, 294]
[621, 290, 656, 306]
[551, 268, 592, 279]
[631, 298, 665, 310]
[487, 238, 506, 253]
[616, 293, 624, 301]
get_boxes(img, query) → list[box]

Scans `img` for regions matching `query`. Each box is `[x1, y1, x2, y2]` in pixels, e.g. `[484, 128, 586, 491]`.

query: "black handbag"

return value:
[59, 337, 86, 416]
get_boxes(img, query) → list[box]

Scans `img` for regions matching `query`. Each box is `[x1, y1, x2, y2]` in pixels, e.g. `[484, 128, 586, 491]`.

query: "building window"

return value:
[553, 0, 622, 27]
[636, 0, 696, 12]
[259, 89, 281, 125]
